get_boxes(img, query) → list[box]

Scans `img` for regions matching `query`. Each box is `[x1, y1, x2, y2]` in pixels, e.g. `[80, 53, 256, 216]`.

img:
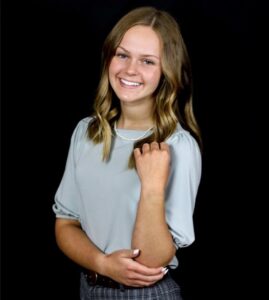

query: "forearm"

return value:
[131, 188, 176, 268]
[55, 218, 106, 274]
[55, 218, 165, 287]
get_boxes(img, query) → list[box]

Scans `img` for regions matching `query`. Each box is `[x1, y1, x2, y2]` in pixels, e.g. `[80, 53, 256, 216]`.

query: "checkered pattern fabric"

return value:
[80, 272, 183, 299]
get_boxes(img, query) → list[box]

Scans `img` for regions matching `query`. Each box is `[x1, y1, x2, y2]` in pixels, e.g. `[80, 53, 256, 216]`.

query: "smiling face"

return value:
[108, 25, 162, 106]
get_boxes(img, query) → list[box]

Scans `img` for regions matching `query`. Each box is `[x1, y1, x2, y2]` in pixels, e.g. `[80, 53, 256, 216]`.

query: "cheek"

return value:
[148, 69, 162, 87]
[108, 61, 115, 78]
[109, 58, 122, 76]
[108, 62, 118, 86]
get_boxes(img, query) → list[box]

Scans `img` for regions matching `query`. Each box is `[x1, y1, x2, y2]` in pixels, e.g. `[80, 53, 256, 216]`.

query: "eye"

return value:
[143, 59, 155, 65]
[116, 53, 128, 59]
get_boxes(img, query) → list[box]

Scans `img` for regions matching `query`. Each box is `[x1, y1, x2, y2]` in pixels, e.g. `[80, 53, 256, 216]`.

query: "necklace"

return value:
[114, 121, 153, 141]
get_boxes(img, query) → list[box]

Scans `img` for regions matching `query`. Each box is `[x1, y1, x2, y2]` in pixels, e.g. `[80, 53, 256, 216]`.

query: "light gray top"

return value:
[53, 117, 202, 268]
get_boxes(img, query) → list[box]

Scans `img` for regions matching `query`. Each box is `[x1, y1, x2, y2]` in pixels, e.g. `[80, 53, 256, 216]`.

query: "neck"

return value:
[118, 101, 154, 130]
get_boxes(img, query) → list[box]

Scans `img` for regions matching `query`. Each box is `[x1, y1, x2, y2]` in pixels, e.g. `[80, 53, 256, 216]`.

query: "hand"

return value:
[134, 142, 170, 192]
[102, 249, 167, 287]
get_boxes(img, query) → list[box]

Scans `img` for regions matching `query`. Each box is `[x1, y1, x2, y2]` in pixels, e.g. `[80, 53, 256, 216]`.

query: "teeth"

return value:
[121, 79, 141, 86]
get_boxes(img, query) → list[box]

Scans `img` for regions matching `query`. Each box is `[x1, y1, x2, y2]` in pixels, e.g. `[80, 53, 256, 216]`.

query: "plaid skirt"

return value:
[80, 272, 183, 300]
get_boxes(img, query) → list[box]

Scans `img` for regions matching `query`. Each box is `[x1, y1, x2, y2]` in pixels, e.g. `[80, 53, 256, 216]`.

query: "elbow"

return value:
[135, 244, 176, 268]
[164, 245, 177, 266]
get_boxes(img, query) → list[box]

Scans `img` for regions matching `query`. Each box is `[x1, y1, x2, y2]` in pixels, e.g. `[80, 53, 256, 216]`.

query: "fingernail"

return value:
[161, 267, 168, 273]
[164, 269, 169, 275]
[133, 249, 140, 255]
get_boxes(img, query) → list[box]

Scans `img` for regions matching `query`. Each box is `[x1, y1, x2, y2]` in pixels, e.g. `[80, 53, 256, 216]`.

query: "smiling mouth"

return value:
[120, 78, 143, 87]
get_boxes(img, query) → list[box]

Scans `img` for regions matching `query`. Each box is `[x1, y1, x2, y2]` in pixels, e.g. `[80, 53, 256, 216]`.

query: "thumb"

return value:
[120, 249, 140, 258]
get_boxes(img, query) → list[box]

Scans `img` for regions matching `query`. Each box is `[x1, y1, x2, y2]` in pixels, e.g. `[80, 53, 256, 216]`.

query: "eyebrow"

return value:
[117, 46, 160, 60]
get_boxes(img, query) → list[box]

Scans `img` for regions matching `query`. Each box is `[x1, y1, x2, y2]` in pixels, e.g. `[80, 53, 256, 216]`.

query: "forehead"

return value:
[119, 25, 161, 56]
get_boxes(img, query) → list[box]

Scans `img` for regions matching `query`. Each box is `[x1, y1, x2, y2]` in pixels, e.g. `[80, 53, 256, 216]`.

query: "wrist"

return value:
[141, 186, 165, 199]
[95, 253, 107, 276]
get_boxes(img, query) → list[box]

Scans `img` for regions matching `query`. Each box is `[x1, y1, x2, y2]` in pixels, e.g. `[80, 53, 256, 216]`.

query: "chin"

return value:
[119, 98, 139, 104]
[116, 93, 140, 103]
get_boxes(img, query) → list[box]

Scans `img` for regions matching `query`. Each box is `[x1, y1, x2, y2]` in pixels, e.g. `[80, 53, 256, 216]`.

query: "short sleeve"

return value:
[166, 129, 202, 249]
[52, 118, 90, 220]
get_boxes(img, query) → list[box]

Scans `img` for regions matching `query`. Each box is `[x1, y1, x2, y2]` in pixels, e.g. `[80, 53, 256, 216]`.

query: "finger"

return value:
[150, 141, 160, 150]
[120, 249, 140, 258]
[134, 148, 141, 159]
[129, 261, 163, 275]
[142, 143, 150, 153]
[130, 269, 169, 287]
[130, 272, 164, 283]
[160, 142, 170, 152]
[127, 283, 143, 288]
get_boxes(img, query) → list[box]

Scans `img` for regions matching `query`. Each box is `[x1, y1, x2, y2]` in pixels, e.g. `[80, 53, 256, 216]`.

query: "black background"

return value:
[2, 0, 265, 299]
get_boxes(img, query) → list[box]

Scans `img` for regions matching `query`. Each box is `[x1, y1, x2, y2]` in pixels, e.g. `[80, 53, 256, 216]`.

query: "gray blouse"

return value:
[53, 117, 202, 268]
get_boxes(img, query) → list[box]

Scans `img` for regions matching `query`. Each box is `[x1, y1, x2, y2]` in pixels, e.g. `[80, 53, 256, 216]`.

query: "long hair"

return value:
[88, 6, 202, 167]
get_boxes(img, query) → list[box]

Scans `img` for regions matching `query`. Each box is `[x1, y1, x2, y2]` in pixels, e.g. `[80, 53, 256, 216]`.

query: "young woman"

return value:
[53, 6, 202, 299]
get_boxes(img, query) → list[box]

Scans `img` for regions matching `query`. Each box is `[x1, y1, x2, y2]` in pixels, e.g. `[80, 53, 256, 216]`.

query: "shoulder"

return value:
[69, 116, 94, 150]
[75, 116, 93, 130]
[72, 116, 93, 139]
[166, 123, 202, 180]
[166, 124, 200, 154]
[69, 117, 94, 161]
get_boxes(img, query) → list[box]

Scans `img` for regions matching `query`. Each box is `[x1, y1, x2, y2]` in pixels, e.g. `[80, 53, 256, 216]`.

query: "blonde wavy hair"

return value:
[88, 6, 202, 168]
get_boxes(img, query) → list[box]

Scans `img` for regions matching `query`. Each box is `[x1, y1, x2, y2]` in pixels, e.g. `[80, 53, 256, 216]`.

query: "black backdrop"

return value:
[2, 0, 265, 299]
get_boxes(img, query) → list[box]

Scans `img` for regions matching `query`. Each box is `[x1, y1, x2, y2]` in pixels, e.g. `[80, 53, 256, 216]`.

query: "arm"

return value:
[55, 218, 166, 286]
[132, 142, 176, 268]
[55, 218, 105, 273]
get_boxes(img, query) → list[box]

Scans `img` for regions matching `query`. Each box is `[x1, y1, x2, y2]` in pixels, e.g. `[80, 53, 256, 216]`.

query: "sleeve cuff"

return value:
[52, 201, 80, 221]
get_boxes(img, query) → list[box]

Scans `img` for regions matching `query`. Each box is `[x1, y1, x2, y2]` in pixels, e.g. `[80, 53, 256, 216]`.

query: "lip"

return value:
[119, 78, 143, 89]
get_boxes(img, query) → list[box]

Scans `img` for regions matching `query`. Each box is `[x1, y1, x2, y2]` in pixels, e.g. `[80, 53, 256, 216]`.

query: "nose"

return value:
[125, 59, 138, 75]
